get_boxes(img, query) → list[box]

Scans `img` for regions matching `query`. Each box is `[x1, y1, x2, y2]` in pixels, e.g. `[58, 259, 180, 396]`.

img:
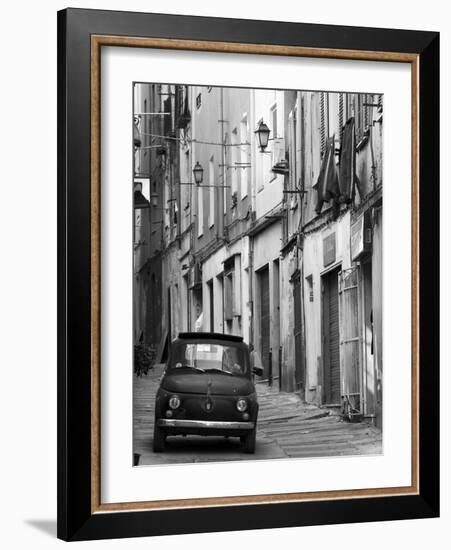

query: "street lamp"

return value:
[255, 120, 270, 152]
[133, 117, 142, 149]
[193, 161, 204, 185]
[179, 161, 229, 188]
[150, 192, 159, 207]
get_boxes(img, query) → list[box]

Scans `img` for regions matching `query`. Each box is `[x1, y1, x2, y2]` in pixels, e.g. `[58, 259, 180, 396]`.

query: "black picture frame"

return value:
[57, 7, 439, 541]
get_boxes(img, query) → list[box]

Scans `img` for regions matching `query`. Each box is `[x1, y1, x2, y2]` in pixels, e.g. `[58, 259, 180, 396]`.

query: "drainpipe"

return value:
[187, 89, 195, 331]
[220, 88, 227, 236]
[248, 236, 254, 346]
[219, 88, 227, 334]
[248, 88, 257, 349]
[369, 124, 377, 191]
[298, 91, 307, 398]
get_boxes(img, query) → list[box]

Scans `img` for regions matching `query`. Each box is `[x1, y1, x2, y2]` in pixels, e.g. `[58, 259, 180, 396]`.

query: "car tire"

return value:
[242, 428, 256, 454]
[153, 424, 166, 453]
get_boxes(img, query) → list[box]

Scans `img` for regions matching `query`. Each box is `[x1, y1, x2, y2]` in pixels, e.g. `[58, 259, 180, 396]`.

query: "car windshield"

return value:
[170, 342, 248, 376]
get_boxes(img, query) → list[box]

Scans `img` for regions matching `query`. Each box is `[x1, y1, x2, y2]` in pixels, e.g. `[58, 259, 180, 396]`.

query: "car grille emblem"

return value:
[205, 400, 213, 412]
[204, 377, 213, 412]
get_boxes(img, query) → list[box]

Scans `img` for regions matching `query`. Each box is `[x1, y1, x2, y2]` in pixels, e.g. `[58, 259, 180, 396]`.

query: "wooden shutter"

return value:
[233, 255, 241, 316]
[288, 111, 296, 190]
[338, 267, 362, 418]
[293, 274, 304, 391]
[224, 272, 233, 321]
[338, 93, 344, 142]
[320, 93, 326, 156]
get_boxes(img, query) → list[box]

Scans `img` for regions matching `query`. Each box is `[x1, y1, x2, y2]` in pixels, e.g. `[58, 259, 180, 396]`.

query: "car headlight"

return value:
[236, 398, 248, 412]
[168, 395, 181, 409]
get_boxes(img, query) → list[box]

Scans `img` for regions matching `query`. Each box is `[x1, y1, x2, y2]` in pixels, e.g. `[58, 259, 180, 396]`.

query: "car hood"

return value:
[161, 371, 254, 396]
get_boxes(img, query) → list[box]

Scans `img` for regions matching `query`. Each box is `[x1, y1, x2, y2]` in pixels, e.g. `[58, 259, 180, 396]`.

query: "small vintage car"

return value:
[153, 332, 263, 453]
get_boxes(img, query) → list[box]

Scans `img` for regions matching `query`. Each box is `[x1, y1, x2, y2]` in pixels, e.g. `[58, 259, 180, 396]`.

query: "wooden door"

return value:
[207, 280, 214, 332]
[293, 274, 304, 391]
[259, 266, 270, 379]
[167, 287, 172, 343]
[322, 268, 341, 404]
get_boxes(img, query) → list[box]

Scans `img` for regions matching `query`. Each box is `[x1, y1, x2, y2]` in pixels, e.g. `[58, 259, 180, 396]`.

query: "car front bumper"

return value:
[157, 418, 255, 435]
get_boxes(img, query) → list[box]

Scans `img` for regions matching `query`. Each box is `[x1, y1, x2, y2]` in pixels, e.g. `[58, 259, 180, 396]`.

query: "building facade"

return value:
[133, 84, 383, 427]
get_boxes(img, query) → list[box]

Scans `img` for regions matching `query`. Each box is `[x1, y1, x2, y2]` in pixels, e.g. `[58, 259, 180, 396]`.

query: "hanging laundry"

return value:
[339, 117, 356, 203]
[313, 136, 341, 214]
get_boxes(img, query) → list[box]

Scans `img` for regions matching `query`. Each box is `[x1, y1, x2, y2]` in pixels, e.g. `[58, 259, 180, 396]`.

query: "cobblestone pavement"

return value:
[134, 365, 382, 466]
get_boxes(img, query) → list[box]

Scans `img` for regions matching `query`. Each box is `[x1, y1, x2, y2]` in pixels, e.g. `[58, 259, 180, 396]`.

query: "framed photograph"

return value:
[57, 8, 439, 541]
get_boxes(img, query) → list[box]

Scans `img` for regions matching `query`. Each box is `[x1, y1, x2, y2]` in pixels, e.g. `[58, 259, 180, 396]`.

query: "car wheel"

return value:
[153, 424, 166, 453]
[242, 428, 256, 454]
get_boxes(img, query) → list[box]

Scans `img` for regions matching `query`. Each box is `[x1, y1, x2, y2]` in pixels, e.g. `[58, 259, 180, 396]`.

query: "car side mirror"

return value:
[252, 365, 263, 377]
[250, 351, 263, 377]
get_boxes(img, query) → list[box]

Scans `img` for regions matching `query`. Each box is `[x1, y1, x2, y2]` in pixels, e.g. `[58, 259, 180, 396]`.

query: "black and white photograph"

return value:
[0, 0, 444, 546]
[132, 82, 383, 465]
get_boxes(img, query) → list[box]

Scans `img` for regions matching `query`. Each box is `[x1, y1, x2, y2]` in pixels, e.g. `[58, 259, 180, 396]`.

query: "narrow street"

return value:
[134, 365, 382, 466]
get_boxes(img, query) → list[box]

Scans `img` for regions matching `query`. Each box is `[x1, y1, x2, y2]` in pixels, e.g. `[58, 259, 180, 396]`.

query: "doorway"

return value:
[322, 267, 341, 405]
[258, 265, 270, 379]
[167, 287, 172, 343]
[207, 279, 214, 332]
[293, 272, 304, 392]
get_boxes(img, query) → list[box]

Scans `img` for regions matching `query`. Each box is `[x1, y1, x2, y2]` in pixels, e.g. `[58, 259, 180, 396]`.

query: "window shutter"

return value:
[364, 94, 369, 130]
[288, 111, 296, 190]
[224, 272, 233, 321]
[338, 267, 362, 418]
[233, 256, 241, 316]
[320, 93, 326, 156]
[163, 97, 172, 136]
[338, 93, 344, 143]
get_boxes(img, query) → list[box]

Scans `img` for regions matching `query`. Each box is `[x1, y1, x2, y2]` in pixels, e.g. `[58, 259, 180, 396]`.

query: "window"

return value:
[240, 115, 249, 198]
[306, 274, 314, 302]
[326, 93, 342, 157]
[320, 92, 329, 157]
[169, 341, 248, 376]
[223, 132, 229, 214]
[224, 271, 234, 322]
[134, 210, 141, 245]
[231, 128, 238, 196]
[256, 119, 264, 192]
[271, 104, 278, 139]
[338, 93, 344, 142]
[270, 104, 278, 179]
[288, 110, 297, 191]
[143, 99, 148, 157]
[172, 200, 178, 228]
[197, 184, 203, 237]
[354, 93, 376, 144]
[208, 156, 215, 227]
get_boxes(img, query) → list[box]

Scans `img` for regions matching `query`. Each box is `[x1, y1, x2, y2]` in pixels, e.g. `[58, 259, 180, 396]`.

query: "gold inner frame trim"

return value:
[90, 34, 420, 514]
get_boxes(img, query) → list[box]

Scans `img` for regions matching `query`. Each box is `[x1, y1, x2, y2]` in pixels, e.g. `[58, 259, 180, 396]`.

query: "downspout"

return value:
[220, 87, 226, 334]
[188, 88, 195, 331]
[248, 88, 256, 348]
[298, 91, 307, 398]
[369, 123, 377, 191]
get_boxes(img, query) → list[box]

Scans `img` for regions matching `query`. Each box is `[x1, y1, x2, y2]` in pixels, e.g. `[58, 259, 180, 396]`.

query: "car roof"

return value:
[176, 332, 244, 343]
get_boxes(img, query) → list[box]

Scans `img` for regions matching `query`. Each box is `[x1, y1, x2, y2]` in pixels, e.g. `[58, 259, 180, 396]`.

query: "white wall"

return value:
[302, 212, 353, 402]
[0, 1, 448, 549]
[254, 89, 285, 217]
